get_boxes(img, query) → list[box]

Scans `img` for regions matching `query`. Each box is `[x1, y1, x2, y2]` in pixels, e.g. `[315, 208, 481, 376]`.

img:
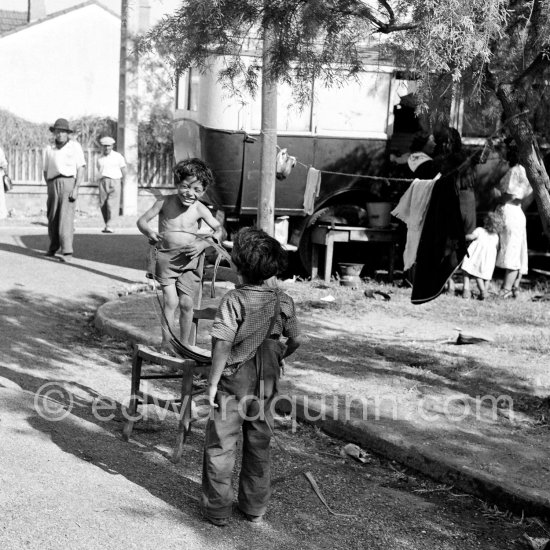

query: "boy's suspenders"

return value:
[255, 291, 281, 397]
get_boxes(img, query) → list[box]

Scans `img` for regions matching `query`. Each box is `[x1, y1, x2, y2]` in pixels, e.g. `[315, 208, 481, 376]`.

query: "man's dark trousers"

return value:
[46, 176, 76, 255]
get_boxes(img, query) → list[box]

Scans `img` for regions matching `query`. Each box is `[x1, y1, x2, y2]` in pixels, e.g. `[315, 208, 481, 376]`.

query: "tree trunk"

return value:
[257, 26, 277, 236]
[118, 0, 139, 216]
[497, 84, 550, 241]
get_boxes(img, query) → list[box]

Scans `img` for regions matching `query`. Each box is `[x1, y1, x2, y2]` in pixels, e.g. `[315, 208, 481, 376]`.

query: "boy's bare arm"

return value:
[283, 335, 303, 358]
[137, 199, 164, 243]
[206, 338, 233, 407]
[198, 203, 223, 241]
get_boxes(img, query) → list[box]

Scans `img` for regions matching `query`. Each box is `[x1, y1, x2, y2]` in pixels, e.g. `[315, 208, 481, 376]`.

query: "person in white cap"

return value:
[96, 136, 126, 233]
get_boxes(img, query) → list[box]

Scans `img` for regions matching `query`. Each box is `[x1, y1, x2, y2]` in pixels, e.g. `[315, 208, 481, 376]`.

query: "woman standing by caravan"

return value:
[494, 141, 532, 298]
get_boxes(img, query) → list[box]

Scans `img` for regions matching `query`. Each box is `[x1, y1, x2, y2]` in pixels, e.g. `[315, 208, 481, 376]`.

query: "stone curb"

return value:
[94, 295, 158, 347]
[95, 294, 550, 520]
[275, 398, 550, 519]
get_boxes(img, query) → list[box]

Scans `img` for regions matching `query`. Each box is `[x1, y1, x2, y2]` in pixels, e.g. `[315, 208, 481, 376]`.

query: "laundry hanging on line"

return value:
[303, 167, 322, 215]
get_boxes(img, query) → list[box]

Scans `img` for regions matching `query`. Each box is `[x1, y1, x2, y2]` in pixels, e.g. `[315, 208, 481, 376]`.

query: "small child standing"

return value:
[137, 158, 222, 352]
[202, 227, 302, 527]
[461, 211, 504, 300]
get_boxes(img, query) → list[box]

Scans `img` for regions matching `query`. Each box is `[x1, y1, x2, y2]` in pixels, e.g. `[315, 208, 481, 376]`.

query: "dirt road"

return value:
[0, 224, 540, 549]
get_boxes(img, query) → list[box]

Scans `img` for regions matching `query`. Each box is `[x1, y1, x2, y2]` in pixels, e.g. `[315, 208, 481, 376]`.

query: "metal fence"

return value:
[6, 148, 173, 187]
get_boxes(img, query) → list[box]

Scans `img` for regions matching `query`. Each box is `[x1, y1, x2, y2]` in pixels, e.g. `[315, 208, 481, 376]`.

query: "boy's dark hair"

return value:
[173, 158, 215, 189]
[231, 227, 287, 284]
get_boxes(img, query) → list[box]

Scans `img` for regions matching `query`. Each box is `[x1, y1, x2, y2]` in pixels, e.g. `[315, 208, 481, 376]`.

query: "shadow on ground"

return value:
[18, 233, 149, 270]
[0, 288, 328, 549]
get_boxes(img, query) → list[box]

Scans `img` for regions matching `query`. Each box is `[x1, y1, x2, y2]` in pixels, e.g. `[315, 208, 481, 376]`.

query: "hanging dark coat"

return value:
[411, 173, 467, 304]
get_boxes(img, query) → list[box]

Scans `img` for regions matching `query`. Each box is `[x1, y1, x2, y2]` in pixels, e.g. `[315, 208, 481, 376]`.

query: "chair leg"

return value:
[172, 365, 194, 463]
[123, 348, 143, 441]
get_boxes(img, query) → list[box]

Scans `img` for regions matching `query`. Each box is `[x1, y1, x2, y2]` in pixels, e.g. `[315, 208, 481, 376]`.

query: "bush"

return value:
[0, 110, 117, 149]
[0, 108, 173, 155]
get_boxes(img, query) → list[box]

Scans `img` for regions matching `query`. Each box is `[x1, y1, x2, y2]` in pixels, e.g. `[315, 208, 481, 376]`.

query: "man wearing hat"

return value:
[96, 136, 126, 233]
[42, 118, 86, 262]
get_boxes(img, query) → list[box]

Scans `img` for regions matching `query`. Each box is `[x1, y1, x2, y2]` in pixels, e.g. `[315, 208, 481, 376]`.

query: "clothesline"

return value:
[269, 116, 521, 184]
[273, 142, 414, 183]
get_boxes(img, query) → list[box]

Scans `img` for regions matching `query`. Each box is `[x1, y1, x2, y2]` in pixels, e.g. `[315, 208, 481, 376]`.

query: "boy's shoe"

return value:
[243, 513, 263, 523]
[59, 254, 73, 263]
[237, 507, 263, 523]
[102, 226, 114, 233]
[477, 293, 486, 301]
[44, 250, 56, 257]
[205, 516, 229, 527]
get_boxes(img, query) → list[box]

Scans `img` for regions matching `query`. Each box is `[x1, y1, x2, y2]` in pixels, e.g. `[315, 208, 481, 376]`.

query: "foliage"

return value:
[134, 47, 174, 156]
[138, 104, 174, 155]
[71, 116, 117, 148]
[0, 109, 117, 149]
[142, 0, 394, 104]
[0, 109, 50, 148]
[142, 1, 549, 128]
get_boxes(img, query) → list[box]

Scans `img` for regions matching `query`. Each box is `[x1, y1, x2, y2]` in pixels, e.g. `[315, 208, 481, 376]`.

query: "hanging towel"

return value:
[303, 167, 322, 215]
[391, 175, 439, 270]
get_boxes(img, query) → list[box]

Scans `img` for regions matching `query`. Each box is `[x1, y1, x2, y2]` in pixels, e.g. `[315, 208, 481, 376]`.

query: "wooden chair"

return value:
[122, 345, 211, 462]
[122, 255, 239, 463]
[190, 263, 241, 345]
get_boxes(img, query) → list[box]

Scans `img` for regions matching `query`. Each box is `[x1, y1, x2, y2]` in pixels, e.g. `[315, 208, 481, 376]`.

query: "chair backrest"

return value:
[190, 257, 240, 346]
[203, 265, 241, 285]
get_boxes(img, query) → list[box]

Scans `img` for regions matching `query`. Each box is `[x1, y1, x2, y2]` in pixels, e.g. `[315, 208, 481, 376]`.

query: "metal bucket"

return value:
[338, 262, 364, 287]
[366, 202, 392, 228]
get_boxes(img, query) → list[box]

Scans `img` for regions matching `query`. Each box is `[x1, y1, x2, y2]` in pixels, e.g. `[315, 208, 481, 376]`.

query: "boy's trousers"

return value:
[46, 176, 76, 255]
[202, 339, 284, 520]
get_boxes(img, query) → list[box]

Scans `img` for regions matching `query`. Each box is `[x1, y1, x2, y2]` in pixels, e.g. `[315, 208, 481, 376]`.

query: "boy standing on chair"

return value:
[137, 158, 222, 353]
[202, 227, 302, 527]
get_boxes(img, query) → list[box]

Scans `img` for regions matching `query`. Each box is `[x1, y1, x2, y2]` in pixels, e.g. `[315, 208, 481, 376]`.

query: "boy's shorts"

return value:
[154, 249, 201, 296]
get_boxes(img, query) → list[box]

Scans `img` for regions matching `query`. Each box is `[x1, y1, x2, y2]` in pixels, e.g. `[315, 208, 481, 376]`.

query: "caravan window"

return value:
[314, 72, 391, 135]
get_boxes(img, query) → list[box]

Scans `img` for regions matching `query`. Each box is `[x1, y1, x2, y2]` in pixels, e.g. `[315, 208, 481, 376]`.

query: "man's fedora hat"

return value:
[49, 118, 73, 133]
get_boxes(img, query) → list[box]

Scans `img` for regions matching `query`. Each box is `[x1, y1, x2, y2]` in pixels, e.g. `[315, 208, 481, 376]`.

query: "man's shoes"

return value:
[44, 251, 56, 257]
[59, 254, 73, 263]
[102, 226, 114, 233]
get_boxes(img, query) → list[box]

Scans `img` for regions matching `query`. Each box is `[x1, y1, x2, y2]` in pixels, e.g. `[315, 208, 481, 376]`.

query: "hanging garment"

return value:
[303, 167, 322, 215]
[411, 175, 467, 304]
[391, 176, 439, 270]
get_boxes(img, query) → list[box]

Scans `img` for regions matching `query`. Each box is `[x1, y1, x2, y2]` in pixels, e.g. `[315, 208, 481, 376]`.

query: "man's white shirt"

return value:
[96, 151, 126, 180]
[43, 140, 86, 180]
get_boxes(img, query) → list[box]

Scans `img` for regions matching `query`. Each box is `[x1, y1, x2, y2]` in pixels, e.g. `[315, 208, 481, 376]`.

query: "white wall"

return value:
[0, 4, 120, 122]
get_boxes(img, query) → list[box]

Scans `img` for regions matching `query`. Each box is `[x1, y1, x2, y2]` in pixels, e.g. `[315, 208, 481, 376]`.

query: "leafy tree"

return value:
[144, 0, 550, 240]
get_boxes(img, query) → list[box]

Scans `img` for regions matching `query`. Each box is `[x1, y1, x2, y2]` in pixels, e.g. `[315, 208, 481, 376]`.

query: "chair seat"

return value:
[193, 306, 217, 320]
